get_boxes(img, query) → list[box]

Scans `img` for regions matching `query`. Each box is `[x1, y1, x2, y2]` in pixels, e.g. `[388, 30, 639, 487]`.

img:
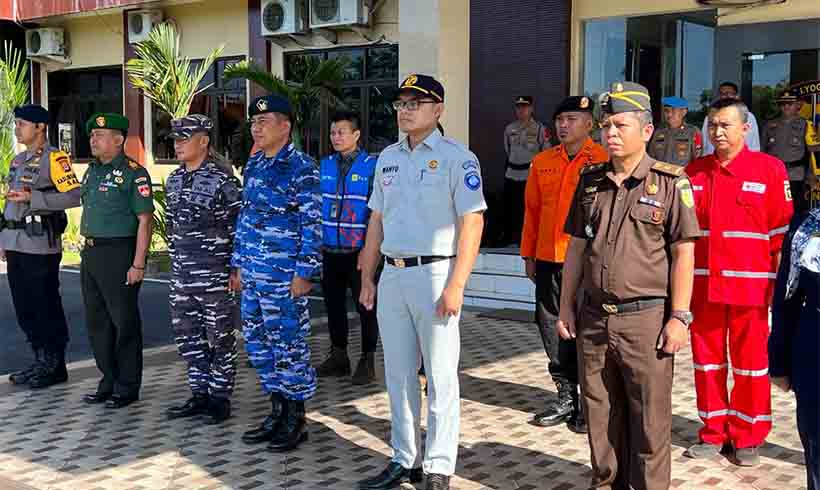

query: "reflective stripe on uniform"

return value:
[693, 362, 728, 372]
[694, 268, 709, 276]
[321, 220, 368, 229]
[722, 231, 769, 240]
[732, 366, 769, 377]
[728, 409, 772, 424]
[769, 225, 789, 236]
[700, 230, 710, 237]
[321, 192, 368, 202]
[721, 270, 777, 279]
[699, 409, 729, 419]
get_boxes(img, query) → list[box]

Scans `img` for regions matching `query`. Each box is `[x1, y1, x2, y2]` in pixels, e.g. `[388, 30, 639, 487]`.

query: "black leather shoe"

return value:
[351, 353, 376, 385]
[242, 393, 284, 444]
[533, 380, 574, 427]
[426, 473, 450, 490]
[83, 392, 112, 404]
[29, 351, 68, 389]
[166, 394, 210, 419]
[316, 347, 351, 377]
[267, 399, 307, 452]
[105, 394, 139, 409]
[357, 462, 424, 489]
[9, 348, 45, 385]
[204, 398, 231, 425]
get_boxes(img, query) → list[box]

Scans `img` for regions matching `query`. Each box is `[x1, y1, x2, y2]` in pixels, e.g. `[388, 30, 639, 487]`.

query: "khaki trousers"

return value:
[577, 303, 673, 490]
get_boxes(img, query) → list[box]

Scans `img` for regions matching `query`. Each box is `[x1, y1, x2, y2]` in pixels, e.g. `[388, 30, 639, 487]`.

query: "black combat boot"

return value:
[567, 384, 588, 434]
[204, 397, 231, 425]
[166, 394, 210, 419]
[316, 346, 351, 377]
[426, 473, 451, 490]
[351, 352, 376, 385]
[267, 399, 308, 452]
[242, 393, 285, 444]
[9, 347, 45, 385]
[29, 350, 68, 389]
[533, 379, 573, 427]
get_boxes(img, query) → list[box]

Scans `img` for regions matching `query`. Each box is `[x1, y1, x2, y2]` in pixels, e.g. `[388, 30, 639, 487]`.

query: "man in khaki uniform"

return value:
[762, 90, 812, 213]
[558, 82, 700, 490]
[503, 96, 549, 246]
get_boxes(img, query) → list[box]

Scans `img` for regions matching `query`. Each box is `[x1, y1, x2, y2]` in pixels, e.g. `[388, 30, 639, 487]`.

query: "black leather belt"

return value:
[85, 237, 135, 248]
[586, 295, 666, 315]
[507, 161, 531, 171]
[385, 255, 453, 269]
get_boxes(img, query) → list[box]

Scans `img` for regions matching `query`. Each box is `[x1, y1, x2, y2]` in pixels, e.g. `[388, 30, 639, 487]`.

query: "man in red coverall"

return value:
[685, 97, 794, 466]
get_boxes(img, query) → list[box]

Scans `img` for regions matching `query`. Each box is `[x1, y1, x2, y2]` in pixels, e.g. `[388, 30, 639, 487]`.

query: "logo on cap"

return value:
[614, 83, 624, 93]
[580, 97, 590, 109]
[96, 116, 106, 127]
[402, 75, 418, 88]
[256, 99, 269, 111]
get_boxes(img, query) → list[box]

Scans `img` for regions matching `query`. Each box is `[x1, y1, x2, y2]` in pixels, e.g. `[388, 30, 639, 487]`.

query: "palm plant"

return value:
[125, 23, 223, 248]
[223, 55, 348, 155]
[126, 23, 224, 118]
[0, 42, 30, 205]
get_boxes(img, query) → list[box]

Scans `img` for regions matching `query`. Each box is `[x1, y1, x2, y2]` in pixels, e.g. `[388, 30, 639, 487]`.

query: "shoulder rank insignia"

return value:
[580, 162, 608, 175]
[650, 161, 684, 177]
[128, 160, 140, 170]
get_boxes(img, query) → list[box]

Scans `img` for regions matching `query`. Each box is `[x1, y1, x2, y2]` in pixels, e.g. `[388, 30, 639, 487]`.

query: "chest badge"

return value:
[647, 183, 659, 195]
[651, 210, 663, 224]
[115, 177, 124, 184]
[585, 224, 595, 239]
[428, 160, 439, 170]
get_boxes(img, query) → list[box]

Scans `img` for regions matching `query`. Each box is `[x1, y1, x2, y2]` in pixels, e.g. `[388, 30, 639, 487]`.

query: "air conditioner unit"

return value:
[261, 0, 308, 36]
[26, 28, 65, 57]
[309, 0, 368, 29]
[127, 9, 164, 44]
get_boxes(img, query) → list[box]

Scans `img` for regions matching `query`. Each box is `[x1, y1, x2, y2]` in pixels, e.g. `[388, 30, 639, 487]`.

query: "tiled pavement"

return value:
[0, 312, 808, 490]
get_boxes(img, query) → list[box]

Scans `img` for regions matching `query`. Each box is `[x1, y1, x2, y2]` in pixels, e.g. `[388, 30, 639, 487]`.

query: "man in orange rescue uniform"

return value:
[521, 96, 608, 433]
[685, 97, 794, 466]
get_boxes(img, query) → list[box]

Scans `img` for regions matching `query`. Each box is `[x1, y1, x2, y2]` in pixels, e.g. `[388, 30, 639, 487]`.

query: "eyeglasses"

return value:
[391, 100, 437, 112]
[248, 117, 276, 127]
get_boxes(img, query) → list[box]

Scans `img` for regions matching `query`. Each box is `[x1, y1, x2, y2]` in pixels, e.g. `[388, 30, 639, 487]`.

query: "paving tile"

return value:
[0, 313, 808, 489]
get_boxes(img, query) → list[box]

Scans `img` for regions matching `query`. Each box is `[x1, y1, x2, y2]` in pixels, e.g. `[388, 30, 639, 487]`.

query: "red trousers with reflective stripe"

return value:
[690, 302, 771, 448]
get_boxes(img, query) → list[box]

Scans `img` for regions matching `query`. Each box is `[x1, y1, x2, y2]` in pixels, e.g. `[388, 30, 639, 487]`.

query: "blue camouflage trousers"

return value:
[241, 280, 316, 401]
[170, 288, 238, 399]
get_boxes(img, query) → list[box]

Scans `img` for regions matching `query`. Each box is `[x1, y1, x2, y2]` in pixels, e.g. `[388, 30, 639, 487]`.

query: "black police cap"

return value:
[398, 74, 444, 102]
[553, 96, 594, 120]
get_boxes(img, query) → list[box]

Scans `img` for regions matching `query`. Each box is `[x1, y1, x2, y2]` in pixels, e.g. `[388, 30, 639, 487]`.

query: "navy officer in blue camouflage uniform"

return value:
[234, 95, 322, 452]
[163, 114, 242, 424]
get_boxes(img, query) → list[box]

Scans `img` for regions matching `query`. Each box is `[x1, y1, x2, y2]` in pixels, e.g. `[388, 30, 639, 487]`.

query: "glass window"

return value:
[368, 85, 398, 153]
[681, 21, 715, 126]
[284, 44, 399, 158]
[583, 18, 627, 101]
[151, 56, 246, 162]
[744, 50, 820, 122]
[47, 67, 123, 160]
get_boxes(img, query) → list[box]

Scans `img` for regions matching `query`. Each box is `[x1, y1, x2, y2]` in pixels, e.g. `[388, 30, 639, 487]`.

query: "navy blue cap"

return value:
[398, 74, 445, 102]
[661, 96, 688, 109]
[249, 94, 292, 117]
[14, 104, 48, 124]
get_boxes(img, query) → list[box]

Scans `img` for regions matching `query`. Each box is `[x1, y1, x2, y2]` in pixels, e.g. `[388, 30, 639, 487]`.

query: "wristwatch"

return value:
[671, 310, 694, 328]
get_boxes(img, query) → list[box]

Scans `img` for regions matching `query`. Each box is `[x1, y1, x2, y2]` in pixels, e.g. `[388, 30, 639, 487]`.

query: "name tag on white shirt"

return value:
[692, 185, 704, 191]
[742, 181, 766, 194]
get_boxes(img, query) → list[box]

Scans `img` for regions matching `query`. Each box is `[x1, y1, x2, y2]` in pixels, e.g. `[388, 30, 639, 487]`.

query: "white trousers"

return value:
[377, 259, 461, 476]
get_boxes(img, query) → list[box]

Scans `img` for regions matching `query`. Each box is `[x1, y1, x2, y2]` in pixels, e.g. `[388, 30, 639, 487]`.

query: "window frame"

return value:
[151, 55, 247, 165]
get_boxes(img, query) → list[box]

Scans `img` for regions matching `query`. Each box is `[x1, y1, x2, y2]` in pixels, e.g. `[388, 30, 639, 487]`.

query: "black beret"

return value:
[553, 96, 594, 120]
[14, 104, 49, 124]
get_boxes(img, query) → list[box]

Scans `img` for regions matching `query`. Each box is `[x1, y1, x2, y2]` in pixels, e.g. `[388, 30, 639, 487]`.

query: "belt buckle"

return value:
[602, 304, 618, 314]
[394, 258, 405, 268]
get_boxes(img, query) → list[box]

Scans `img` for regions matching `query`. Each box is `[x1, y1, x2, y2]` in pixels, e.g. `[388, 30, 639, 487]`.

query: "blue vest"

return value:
[320, 151, 377, 250]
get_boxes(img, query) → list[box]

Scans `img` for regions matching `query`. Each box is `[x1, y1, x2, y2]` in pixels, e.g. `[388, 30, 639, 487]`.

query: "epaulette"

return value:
[580, 162, 608, 175]
[650, 161, 685, 177]
[128, 160, 140, 170]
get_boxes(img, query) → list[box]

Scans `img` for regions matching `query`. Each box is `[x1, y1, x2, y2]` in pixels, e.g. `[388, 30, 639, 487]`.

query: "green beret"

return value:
[86, 112, 129, 135]
[600, 81, 651, 115]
